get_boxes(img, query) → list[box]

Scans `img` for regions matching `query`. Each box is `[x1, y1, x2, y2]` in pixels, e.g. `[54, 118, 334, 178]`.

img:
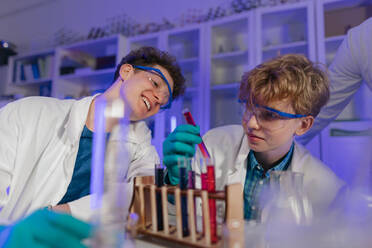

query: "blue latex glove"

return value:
[163, 124, 202, 185]
[0, 209, 92, 248]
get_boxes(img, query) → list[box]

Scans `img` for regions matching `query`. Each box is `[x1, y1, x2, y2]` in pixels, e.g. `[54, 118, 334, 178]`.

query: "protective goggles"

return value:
[133, 65, 173, 109]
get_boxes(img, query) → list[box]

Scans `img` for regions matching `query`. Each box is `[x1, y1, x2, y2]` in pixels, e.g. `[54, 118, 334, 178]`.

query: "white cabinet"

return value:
[164, 25, 205, 134]
[206, 13, 254, 130]
[256, 1, 316, 63]
[321, 121, 372, 185]
[53, 35, 126, 99]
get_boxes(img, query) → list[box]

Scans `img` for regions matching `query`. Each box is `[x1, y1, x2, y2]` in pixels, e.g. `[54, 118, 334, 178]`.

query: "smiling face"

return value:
[242, 99, 313, 164]
[119, 64, 174, 121]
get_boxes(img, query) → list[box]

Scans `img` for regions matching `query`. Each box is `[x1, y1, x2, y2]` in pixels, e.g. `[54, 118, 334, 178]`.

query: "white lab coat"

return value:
[0, 96, 158, 223]
[298, 17, 372, 144]
[194, 125, 345, 217]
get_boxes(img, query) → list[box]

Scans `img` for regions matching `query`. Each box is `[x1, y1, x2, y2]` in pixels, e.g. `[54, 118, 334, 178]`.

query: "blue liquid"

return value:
[155, 167, 164, 231]
[179, 167, 189, 236]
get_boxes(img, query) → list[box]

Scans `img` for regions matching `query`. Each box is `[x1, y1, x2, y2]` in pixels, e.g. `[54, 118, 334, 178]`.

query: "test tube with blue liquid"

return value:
[178, 157, 189, 236]
[155, 163, 164, 231]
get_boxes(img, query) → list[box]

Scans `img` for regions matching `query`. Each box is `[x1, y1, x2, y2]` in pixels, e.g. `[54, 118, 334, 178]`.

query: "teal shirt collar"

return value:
[248, 142, 295, 177]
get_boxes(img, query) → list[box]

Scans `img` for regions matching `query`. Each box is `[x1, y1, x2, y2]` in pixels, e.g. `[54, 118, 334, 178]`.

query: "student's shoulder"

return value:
[204, 125, 244, 144]
[6, 96, 74, 110]
[127, 120, 152, 143]
[2, 96, 75, 119]
[293, 142, 343, 182]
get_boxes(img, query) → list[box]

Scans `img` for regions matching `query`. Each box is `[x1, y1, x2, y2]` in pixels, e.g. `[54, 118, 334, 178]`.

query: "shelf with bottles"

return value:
[166, 25, 202, 90]
[127, 33, 160, 51]
[262, 43, 309, 62]
[53, 35, 126, 99]
[167, 26, 200, 60]
[256, 1, 315, 62]
[55, 35, 125, 80]
[209, 14, 250, 56]
[211, 60, 249, 86]
[208, 15, 252, 85]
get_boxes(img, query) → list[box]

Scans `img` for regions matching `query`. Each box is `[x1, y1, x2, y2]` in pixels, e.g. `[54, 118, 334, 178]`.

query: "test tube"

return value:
[207, 161, 217, 243]
[182, 108, 210, 158]
[200, 157, 217, 243]
[178, 157, 189, 237]
[182, 109, 217, 242]
[155, 163, 164, 231]
[187, 158, 196, 190]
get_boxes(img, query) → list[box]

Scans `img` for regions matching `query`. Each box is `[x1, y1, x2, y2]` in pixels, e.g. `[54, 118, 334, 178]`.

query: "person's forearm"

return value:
[51, 203, 71, 213]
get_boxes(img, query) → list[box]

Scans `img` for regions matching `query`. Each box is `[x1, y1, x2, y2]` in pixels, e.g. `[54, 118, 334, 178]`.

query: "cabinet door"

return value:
[206, 14, 254, 130]
[256, 1, 316, 63]
[321, 121, 372, 185]
[53, 35, 126, 99]
[164, 26, 203, 147]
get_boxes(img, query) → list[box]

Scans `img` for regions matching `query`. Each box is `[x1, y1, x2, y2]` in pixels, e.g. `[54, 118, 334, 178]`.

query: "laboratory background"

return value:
[1, 0, 371, 185]
[0, 0, 372, 246]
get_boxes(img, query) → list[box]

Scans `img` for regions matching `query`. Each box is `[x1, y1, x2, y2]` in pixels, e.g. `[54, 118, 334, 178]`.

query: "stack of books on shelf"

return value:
[13, 55, 53, 83]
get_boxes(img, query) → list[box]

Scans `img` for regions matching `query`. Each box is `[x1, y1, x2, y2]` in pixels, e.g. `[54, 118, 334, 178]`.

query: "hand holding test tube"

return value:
[182, 108, 217, 243]
[182, 108, 210, 159]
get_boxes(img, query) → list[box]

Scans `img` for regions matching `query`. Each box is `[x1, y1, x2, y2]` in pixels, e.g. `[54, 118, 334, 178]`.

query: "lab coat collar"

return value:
[64, 96, 96, 145]
[236, 132, 250, 171]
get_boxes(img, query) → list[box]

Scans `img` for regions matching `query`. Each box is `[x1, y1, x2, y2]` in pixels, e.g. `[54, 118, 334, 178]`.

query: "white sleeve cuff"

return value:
[68, 195, 93, 222]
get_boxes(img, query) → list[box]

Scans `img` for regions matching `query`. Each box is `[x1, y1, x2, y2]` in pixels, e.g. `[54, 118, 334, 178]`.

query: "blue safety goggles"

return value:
[239, 99, 308, 119]
[133, 65, 173, 109]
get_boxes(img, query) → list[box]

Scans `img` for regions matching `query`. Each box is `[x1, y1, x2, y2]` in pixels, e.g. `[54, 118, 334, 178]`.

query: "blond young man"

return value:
[163, 54, 345, 219]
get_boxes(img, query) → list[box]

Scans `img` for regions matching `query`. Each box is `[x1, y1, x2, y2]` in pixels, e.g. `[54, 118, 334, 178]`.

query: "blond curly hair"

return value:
[239, 54, 329, 117]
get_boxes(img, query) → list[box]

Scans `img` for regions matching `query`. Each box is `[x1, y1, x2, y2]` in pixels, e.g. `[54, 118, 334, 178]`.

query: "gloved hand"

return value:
[1, 208, 92, 248]
[163, 124, 202, 185]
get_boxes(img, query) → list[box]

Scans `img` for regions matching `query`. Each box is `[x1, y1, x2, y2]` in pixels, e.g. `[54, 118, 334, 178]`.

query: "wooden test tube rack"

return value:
[129, 176, 244, 248]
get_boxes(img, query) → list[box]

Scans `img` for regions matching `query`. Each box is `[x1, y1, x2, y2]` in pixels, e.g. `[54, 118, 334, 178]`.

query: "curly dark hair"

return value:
[113, 46, 186, 99]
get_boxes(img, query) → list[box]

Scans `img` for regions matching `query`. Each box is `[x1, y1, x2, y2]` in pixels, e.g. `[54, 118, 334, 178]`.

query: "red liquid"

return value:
[182, 110, 210, 158]
[207, 165, 217, 243]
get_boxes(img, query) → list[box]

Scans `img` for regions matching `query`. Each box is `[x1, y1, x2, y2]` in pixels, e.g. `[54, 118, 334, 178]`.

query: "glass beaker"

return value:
[261, 171, 313, 226]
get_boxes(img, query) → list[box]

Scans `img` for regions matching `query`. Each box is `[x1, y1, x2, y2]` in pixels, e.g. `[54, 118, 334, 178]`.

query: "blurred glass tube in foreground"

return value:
[90, 96, 134, 248]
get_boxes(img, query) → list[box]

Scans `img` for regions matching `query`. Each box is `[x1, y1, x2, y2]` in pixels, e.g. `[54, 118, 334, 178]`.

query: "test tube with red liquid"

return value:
[182, 109, 217, 243]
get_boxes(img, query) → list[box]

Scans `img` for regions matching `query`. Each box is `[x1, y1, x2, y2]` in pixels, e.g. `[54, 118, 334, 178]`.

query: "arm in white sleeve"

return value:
[0, 103, 19, 214]
[69, 122, 158, 221]
[126, 122, 159, 179]
[297, 23, 365, 145]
